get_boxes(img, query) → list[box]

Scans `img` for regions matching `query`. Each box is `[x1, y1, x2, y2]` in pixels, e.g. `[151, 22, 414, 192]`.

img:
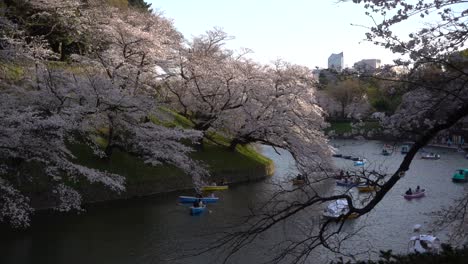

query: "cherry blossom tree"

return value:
[163, 29, 250, 144]
[0, 0, 208, 228]
[219, 60, 331, 170]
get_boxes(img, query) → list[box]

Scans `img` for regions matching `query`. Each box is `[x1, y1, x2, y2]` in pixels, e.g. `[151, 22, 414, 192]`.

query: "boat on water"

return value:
[322, 199, 358, 219]
[403, 189, 425, 199]
[292, 179, 305, 185]
[336, 179, 359, 187]
[408, 234, 440, 254]
[201, 185, 229, 191]
[179, 195, 219, 204]
[357, 185, 378, 192]
[452, 168, 468, 183]
[401, 144, 411, 154]
[382, 149, 390, 156]
[354, 160, 365, 166]
[190, 205, 206, 215]
[421, 153, 440, 160]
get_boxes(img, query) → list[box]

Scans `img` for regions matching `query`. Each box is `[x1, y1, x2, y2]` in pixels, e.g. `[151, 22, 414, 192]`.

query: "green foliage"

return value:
[128, 0, 152, 12]
[107, 0, 128, 9]
[327, 121, 353, 134]
[326, 121, 381, 135]
[365, 81, 402, 114]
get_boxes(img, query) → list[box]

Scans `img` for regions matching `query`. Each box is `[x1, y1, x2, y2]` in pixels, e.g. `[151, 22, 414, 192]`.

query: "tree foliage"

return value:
[0, 0, 207, 228]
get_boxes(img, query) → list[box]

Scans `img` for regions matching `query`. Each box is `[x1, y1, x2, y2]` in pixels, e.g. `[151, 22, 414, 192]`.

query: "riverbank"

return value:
[25, 142, 274, 210]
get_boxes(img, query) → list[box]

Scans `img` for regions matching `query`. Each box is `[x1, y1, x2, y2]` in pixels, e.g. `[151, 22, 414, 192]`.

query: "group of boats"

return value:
[179, 185, 228, 215]
[332, 154, 367, 166]
[328, 142, 465, 254]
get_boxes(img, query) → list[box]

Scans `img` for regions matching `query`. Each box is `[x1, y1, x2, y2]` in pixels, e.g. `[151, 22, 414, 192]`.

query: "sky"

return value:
[147, 0, 422, 69]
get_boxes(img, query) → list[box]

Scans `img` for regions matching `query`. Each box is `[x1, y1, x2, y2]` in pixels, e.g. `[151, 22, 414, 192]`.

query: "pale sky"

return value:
[147, 0, 422, 69]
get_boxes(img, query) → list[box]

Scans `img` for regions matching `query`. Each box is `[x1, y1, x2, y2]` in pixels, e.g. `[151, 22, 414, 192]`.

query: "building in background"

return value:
[328, 52, 344, 72]
[353, 59, 381, 73]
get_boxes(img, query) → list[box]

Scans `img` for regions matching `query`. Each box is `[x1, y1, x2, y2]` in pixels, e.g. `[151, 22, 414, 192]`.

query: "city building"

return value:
[328, 52, 344, 72]
[353, 59, 381, 73]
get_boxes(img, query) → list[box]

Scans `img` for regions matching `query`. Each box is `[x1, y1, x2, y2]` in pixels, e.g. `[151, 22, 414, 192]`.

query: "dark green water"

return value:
[1, 140, 466, 263]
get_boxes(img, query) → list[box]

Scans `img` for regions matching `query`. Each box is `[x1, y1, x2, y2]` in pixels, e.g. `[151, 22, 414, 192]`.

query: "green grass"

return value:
[45, 61, 89, 75]
[0, 62, 25, 81]
[327, 121, 353, 134]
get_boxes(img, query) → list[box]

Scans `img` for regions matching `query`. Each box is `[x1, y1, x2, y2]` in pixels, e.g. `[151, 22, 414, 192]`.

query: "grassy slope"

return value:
[69, 107, 274, 199]
[2, 61, 273, 200]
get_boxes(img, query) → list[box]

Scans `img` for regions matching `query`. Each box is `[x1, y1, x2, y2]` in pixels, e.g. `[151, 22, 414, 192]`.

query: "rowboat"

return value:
[322, 199, 358, 219]
[179, 196, 219, 204]
[421, 153, 440, 160]
[292, 179, 305, 185]
[452, 168, 468, 183]
[190, 205, 206, 215]
[409, 234, 440, 254]
[354, 160, 365, 166]
[357, 185, 378, 192]
[201, 185, 229, 191]
[336, 180, 358, 187]
[403, 189, 425, 199]
[401, 142, 413, 154]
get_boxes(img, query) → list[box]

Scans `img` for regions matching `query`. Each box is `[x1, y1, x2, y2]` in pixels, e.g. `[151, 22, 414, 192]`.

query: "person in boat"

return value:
[337, 170, 344, 180]
[193, 198, 203, 208]
[193, 198, 201, 208]
[416, 185, 420, 193]
[406, 188, 413, 195]
[354, 178, 360, 184]
[365, 178, 370, 186]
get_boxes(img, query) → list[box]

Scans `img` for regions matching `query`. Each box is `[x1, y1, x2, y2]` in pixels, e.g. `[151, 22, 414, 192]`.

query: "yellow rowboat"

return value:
[345, 212, 359, 219]
[357, 185, 378, 192]
[201, 185, 229, 191]
[292, 179, 305, 185]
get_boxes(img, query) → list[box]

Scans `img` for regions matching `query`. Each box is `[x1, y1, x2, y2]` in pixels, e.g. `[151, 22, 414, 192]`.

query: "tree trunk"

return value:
[229, 138, 240, 151]
[104, 120, 114, 158]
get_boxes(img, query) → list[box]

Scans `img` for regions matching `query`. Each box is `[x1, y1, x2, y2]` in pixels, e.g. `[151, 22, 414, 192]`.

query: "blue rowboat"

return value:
[354, 161, 365, 166]
[336, 180, 358, 187]
[190, 205, 206, 215]
[179, 196, 219, 204]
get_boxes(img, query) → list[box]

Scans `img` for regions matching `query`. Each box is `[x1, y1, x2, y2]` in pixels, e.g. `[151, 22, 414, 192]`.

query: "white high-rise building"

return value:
[328, 52, 344, 71]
